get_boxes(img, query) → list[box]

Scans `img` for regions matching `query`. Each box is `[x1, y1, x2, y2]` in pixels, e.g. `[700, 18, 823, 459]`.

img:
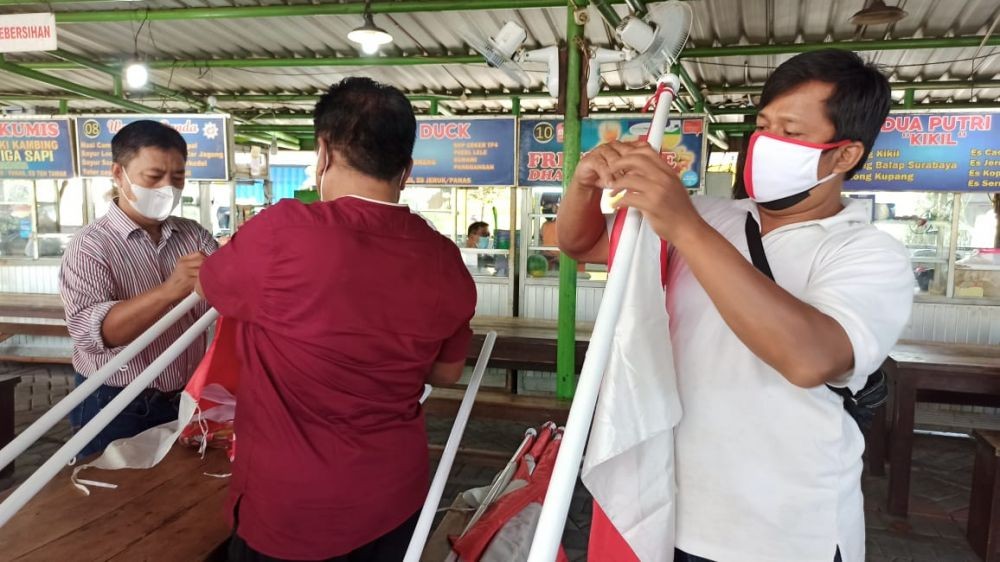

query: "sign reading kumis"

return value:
[0, 13, 57, 53]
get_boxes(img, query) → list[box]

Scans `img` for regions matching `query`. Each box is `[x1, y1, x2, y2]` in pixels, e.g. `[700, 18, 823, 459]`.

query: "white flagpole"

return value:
[0, 307, 219, 528]
[0, 293, 204, 472]
[402, 331, 498, 562]
[526, 75, 680, 562]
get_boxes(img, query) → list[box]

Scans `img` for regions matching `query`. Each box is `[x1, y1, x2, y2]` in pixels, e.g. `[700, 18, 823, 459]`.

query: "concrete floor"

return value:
[2, 362, 985, 561]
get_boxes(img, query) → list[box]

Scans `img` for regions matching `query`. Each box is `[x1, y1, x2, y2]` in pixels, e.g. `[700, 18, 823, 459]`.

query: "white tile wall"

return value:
[0, 264, 60, 294]
[474, 280, 513, 317]
[521, 282, 604, 322]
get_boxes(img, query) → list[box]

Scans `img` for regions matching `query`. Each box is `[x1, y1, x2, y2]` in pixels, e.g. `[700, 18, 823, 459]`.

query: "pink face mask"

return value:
[743, 132, 850, 206]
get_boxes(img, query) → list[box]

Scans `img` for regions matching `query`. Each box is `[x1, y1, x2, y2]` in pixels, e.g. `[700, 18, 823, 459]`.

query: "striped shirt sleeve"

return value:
[59, 239, 124, 356]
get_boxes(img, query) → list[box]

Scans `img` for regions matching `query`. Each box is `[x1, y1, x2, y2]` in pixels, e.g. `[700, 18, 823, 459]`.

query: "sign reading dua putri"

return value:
[0, 13, 57, 53]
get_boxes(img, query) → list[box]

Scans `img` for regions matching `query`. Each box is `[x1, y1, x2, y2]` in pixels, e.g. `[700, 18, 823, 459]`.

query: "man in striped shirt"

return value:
[59, 120, 218, 458]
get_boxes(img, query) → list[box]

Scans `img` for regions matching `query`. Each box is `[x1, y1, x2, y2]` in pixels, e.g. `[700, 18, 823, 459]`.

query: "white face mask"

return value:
[122, 170, 182, 222]
[744, 132, 849, 208]
[314, 149, 410, 204]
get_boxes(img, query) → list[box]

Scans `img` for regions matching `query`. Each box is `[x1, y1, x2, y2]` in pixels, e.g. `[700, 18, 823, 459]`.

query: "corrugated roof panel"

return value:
[0, 1, 993, 116]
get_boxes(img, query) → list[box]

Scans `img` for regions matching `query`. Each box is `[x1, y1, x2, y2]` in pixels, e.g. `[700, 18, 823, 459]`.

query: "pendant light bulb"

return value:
[348, 9, 393, 55]
[124, 61, 149, 90]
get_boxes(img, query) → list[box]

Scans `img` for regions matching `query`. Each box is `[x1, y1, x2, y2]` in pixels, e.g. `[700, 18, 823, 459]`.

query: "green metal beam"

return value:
[48, 50, 209, 111]
[708, 79, 1000, 96]
[0, 56, 158, 113]
[591, 0, 623, 27]
[18, 55, 483, 71]
[557, 1, 585, 401]
[54, 0, 628, 23]
[13, 34, 999, 75]
[235, 134, 298, 150]
[10, 37, 996, 75]
[680, 35, 1000, 59]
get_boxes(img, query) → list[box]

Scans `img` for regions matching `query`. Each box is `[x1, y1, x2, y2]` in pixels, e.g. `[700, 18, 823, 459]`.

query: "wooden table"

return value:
[469, 316, 591, 372]
[0, 448, 231, 561]
[0, 293, 65, 320]
[886, 341, 1000, 516]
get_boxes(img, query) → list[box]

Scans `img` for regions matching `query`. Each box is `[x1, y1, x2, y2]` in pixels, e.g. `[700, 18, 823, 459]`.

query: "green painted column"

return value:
[557, 1, 586, 400]
[58, 99, 68, 114]
[429, 98, 439, 115]
[511, 96, 521, 116]
[904, 88, 915, 109]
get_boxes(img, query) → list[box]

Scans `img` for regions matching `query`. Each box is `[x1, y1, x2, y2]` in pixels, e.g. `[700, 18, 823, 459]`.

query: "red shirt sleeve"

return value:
[437, 323, 473, 363]
[200, 209, 274, 322]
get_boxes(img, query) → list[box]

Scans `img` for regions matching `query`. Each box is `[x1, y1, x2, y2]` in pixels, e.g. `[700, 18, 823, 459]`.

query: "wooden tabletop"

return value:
[0, 293, 65, 320]
[471, 316, 593, 341]
[0, 447, 231, 561]
[889, 341, 1000, 373]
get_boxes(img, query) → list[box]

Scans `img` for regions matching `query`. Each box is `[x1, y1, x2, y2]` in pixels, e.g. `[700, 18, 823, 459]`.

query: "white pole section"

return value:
[0, 293, 204, 472]
[526, 75, 679, 562]
[402, 331, 498, 562]
[0, 307, 219, 528]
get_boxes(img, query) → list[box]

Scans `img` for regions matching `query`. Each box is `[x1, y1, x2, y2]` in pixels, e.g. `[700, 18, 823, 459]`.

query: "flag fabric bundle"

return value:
[580, 210, 681, 562]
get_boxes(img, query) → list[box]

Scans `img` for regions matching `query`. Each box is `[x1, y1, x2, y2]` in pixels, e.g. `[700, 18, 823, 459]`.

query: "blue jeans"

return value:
[68, 374, 181, 459]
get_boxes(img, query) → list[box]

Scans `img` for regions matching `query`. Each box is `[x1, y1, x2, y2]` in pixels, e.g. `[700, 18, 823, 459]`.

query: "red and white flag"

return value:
[580, 210, 681, 562]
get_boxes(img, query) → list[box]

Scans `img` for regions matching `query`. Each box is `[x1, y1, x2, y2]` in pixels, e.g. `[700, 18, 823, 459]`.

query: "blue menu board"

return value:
[846, 112, 1000, 192]
[0, 118, 75, 179]
[409, 117, 516, 186]
[74, 115, 230, 180]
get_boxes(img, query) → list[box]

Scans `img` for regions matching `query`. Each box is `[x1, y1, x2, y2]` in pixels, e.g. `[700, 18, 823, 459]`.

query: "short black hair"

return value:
[759, 49, 891, 179]
[314, 77, 416, 182]
[111, 120, 187, 166]
[468, 221, 489, 236]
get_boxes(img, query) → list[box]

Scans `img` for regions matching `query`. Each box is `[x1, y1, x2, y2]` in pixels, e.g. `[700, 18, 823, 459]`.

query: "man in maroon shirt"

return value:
[197, 78, 477, 562]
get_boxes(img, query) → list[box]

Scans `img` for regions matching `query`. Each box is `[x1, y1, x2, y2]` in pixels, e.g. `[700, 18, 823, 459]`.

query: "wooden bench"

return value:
[0, 447, 231, 561]
[885, 341, 1000, 516]
[0, 292, 71, 364]
[969, 430, 1000, 562]
[424, 387, 569, 426]
[469, 316, 590, 373]
[0, 293, 65, 319]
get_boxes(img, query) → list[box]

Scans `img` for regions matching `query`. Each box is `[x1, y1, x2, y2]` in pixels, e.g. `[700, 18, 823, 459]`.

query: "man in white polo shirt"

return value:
[558, 50, 914, 562]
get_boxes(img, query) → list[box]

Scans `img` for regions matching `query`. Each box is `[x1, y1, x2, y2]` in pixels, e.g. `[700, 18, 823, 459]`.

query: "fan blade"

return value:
[617, 1, 692, 88]
[461, 30, 533, 88]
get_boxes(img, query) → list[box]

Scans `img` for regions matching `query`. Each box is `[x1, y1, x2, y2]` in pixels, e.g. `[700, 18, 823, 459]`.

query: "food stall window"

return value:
[35, 179, 85, 259]
[866, 191, 954, 297]
[524, 187, 609, 282]
[400, 186, 456, 240]
[954, 193, 999, 299]
[0, 180, 34, 259]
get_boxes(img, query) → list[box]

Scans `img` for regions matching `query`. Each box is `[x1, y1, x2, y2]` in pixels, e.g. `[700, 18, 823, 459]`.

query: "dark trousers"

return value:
[227, 510, 421, 562]
[68, 373, 181, 459]
[675, 547, 843, 561]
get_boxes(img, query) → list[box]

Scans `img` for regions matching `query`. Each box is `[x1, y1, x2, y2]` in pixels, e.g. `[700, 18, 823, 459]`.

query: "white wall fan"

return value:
[462, 21, 561, 97]
[587, 0, 693, 96]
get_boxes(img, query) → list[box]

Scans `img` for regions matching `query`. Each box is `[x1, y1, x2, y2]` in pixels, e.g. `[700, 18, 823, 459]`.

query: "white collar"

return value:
[336, 194, 408, 208]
